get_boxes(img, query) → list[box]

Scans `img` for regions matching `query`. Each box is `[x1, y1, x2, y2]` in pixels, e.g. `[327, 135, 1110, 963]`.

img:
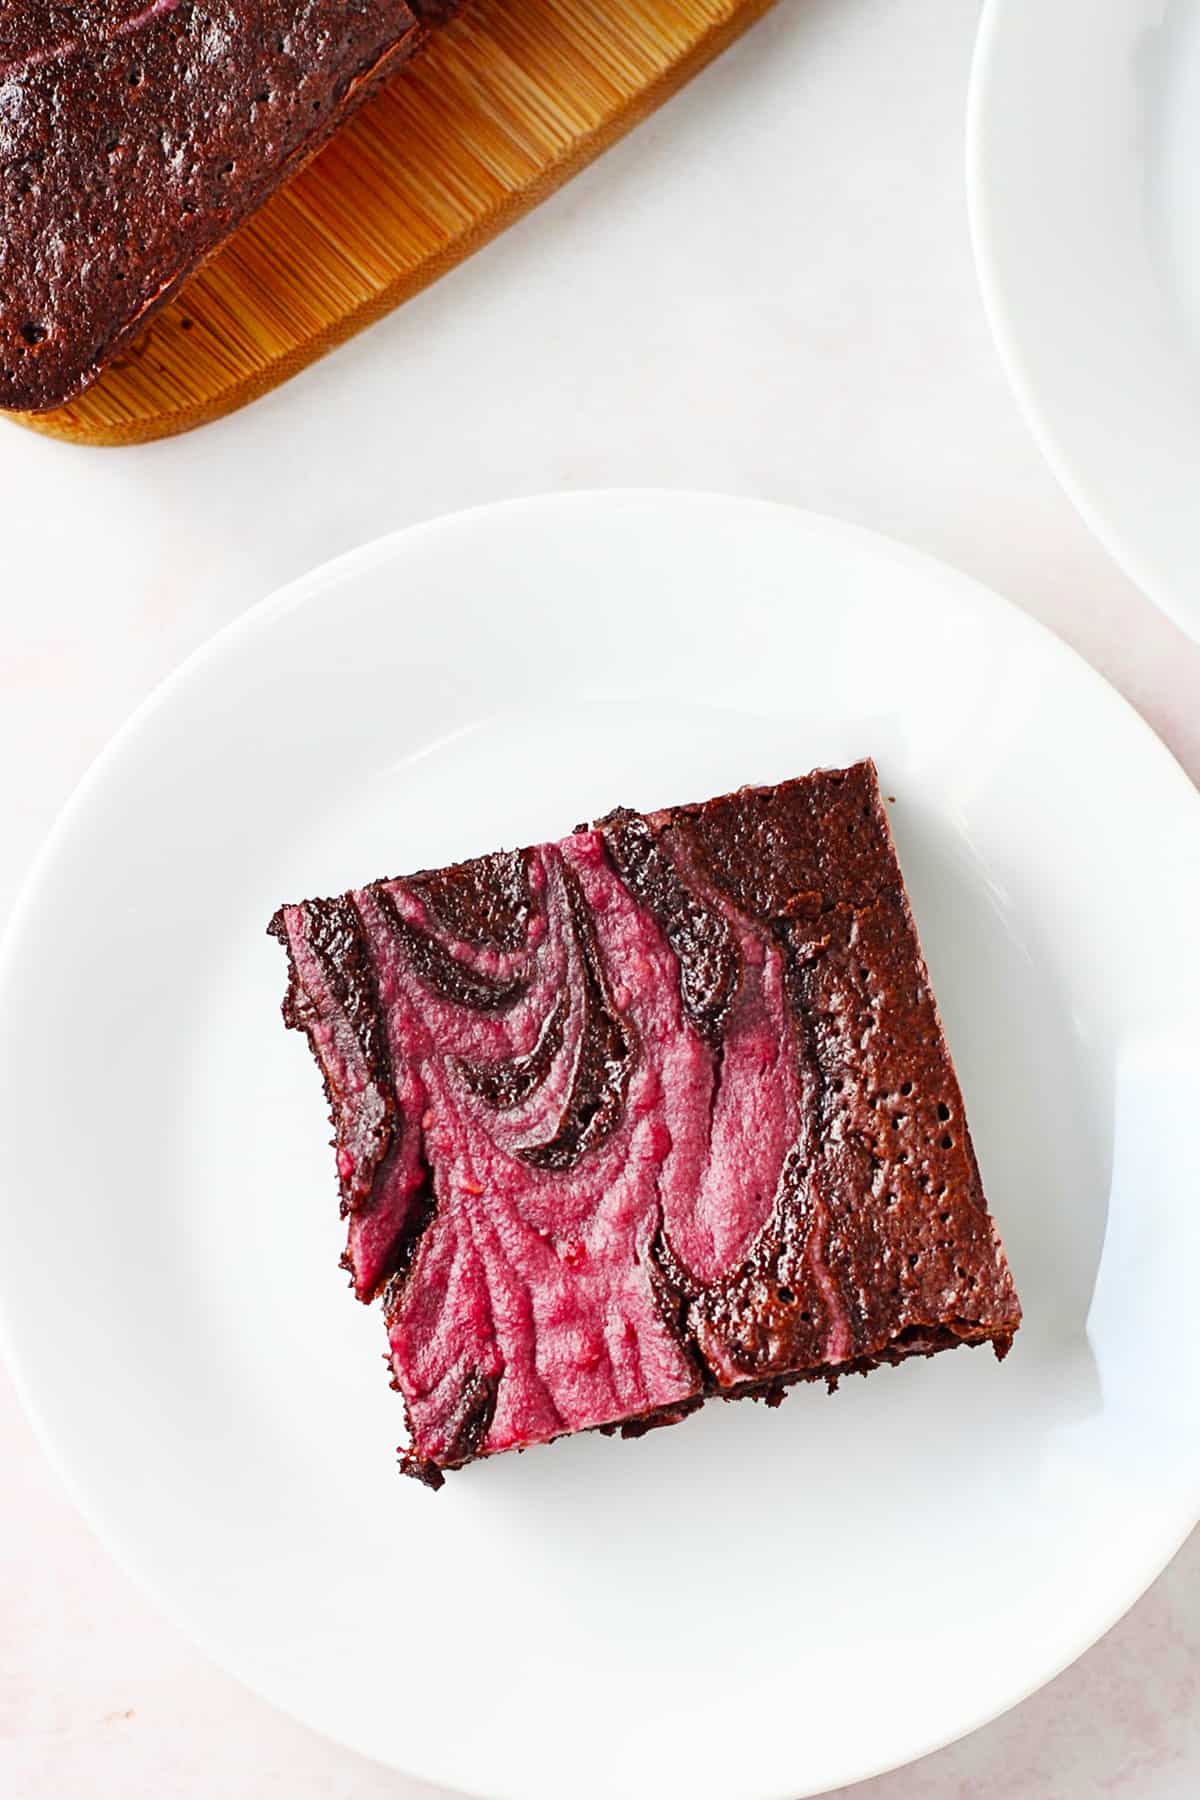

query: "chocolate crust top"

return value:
[0, 1, 447, 411]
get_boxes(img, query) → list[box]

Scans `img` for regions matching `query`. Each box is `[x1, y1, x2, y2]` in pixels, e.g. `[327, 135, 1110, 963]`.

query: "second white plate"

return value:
[1, 493, 1199, 1799]
[969, 0, 1200, 641]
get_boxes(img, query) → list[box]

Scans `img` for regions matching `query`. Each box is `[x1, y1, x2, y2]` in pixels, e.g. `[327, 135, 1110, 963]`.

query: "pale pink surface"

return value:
[3, 0, 1200, 1790]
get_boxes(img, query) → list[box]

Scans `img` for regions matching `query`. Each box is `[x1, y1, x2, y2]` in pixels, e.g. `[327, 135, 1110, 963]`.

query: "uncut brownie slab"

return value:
[0, 1, 460, 412]
[270, 760, 1020, 1487]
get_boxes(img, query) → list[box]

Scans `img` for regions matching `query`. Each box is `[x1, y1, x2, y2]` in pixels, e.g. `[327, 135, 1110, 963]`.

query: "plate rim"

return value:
[966, 0, 1200, 645]
[2, 488, 1199, 1800]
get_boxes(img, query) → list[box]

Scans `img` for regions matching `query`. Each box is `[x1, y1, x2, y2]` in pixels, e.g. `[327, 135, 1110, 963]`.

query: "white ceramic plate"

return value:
[2, 492, 1199, 1800]
[969, 0, 1200, 642]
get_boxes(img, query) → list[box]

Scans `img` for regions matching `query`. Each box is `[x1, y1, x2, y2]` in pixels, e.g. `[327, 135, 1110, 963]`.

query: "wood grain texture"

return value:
[10, 0, 778, 447]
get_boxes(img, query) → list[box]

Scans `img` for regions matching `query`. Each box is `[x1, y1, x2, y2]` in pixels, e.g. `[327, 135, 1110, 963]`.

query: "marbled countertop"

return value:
[3, 1, 1199, 1795]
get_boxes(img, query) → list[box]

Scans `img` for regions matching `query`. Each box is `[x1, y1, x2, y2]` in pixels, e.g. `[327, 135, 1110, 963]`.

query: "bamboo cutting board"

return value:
[12, 0, 777, 447]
